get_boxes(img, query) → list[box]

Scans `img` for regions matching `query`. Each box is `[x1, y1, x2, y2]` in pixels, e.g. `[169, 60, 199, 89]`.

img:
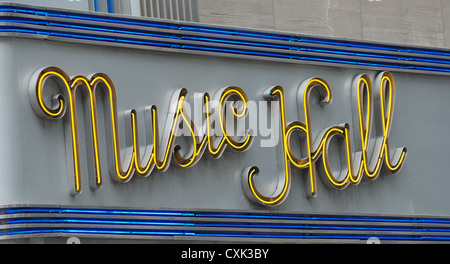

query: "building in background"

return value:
[0, 0, 450, 244]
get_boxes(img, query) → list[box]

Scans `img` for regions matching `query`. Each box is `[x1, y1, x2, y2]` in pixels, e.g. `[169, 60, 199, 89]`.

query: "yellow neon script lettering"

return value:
[242, 72, 406, 206]
[242, 86, 292, 206]
[30, 67, 253, 194]
[30, 67, 406, 205]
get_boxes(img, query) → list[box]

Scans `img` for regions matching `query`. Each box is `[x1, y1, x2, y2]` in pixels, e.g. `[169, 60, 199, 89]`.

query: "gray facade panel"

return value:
[2, 35, 448, 216]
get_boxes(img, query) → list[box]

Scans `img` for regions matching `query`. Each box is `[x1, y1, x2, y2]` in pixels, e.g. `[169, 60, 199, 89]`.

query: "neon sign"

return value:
[242, 72, 407, 206]
[29, 66, 406, 206]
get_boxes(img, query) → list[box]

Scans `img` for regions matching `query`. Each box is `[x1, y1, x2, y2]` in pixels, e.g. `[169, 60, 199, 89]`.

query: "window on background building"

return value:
[89, 0, 198, 22]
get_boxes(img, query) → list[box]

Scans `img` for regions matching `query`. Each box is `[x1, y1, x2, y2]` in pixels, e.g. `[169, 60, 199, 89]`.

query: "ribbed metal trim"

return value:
[0, 3, 450, 75]
[1, 205, 450, 243]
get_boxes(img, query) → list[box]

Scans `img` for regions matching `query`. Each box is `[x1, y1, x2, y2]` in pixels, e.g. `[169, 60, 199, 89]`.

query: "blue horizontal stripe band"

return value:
[0, 6, 180, 30]
[5, 207, 450, 225]
[0, 4, 446, 56]
[5, 227, 450, 242]
[7, 16, 450, 66]
[3, 25, 450, 73]
[3, 15, 450, 68]
[6, 228, 188, 237]
[0, 5, 450, 74]
[4, 207, 450, 242]
[3, 4, 448, 58]
[6, 217, 450, 233]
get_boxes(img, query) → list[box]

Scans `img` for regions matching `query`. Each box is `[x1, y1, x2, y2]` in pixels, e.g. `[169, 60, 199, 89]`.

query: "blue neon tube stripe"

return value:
[6, 217, 450, 234]
[2, 22, 450, 73]
[5, 227, 450, 242]
[4, 207, 450, 242]
[0, 18, 180, 40]
[6, 207, 450, 225]
[1, 5, 450, 61]
[0, 26, 178, 48]
[4, 15, 450, 68]
[6, 228, 188, 237]
[0, 7, 180, 30]
[195, 212, 450, 224]
[7, 218, 195, 227]
[1, 5, 450, 75]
